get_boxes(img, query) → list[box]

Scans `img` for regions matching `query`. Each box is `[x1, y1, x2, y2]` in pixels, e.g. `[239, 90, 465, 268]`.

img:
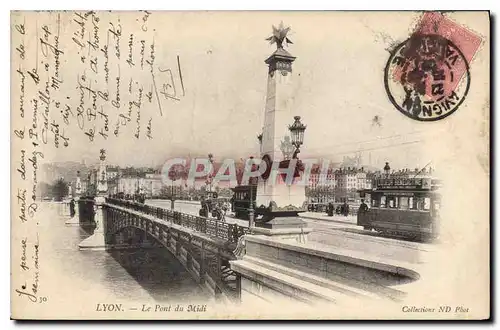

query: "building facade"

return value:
[144, 173, 164, 197]
[118, 177, 143, 196]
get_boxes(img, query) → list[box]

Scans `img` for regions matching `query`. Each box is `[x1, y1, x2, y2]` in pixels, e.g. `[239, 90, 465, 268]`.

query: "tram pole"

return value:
[249, 179, 255, 230]
[170, 183, 174, 210]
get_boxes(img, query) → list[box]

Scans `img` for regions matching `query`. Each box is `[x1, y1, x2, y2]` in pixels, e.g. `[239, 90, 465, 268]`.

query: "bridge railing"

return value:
[78, 197, 95, 224]
[105, 198, 248, 243]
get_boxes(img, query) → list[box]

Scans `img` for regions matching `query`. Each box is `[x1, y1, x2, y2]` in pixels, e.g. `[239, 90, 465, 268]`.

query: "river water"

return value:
[38, 202, 209, 306]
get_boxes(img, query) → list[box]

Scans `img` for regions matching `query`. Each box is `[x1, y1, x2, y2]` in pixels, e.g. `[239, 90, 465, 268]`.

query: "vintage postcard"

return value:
[10, 11, 490, 320]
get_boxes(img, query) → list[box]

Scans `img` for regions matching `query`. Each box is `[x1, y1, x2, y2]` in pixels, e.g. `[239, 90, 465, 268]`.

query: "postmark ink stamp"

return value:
[384, 12, 482, 121]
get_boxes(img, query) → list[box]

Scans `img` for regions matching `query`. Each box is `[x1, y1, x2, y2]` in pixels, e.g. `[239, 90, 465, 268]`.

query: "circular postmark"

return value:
[384, 34, 470, 121]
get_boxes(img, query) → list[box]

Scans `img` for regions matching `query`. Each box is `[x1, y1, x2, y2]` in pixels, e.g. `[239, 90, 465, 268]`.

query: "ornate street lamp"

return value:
[168, 166, 181, 210]
[384, 162, 391, 177]
[288, 116, 306, 159]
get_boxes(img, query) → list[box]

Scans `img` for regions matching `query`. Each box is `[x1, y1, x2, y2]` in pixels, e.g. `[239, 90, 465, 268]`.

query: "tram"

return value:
[231, 185, 257, 220]
[357, 177, 442, 241]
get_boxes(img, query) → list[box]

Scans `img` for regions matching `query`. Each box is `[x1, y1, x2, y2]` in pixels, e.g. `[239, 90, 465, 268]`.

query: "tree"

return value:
[53, 178, 69, 201]
[37, 182, 53, 199]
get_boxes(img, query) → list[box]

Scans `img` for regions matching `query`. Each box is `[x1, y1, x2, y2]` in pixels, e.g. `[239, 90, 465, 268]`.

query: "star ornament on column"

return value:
[99, 149, 106, 161]
[266, 21, 293, 50]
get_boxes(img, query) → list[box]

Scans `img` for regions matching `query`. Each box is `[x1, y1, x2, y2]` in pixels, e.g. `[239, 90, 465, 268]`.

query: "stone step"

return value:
[232, 257, 385, 305]
[243, 255, 400, 301]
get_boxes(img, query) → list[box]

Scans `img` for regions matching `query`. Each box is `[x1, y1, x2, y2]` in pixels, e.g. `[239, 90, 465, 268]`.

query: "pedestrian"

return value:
[343, 201, 349, 216]
[359, 199, 369, 214]
[327, 202, 334, 216]
[69, 199, 75, 217]
[230, 196, 235, 212]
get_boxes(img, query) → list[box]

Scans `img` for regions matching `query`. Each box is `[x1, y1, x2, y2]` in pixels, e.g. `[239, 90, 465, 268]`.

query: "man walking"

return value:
[343, 201, 349, 217]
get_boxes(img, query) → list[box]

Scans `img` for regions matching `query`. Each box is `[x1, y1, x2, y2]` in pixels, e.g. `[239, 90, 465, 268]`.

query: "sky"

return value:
[12, 11, 490, 172]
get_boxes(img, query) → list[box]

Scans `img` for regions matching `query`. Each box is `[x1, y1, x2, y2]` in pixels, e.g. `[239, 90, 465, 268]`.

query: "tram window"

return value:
[387, 196, 397, 208]
[408, 197, 415, 209]
[414, 197, 429, 211]
[380, 196, 386, 208]
[424, 197, 431, 210]
[415, 198, 422, 210]
[399, 197, 409, 210]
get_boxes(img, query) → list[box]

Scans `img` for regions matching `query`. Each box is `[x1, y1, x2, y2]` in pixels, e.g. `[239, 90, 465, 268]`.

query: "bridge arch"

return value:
[102, 201, 242, 302]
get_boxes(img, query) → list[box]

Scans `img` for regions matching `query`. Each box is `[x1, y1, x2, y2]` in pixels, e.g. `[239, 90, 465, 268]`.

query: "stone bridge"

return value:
[71, 195, 422, 307]
[75, 196, 249, 302]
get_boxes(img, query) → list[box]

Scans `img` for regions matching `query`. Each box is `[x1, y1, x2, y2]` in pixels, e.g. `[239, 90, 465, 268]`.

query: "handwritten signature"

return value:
[16, 237, 40, 303]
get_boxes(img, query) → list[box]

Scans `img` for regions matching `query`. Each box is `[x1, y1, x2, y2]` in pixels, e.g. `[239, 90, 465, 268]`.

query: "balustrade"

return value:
[105, 198, 248, 243]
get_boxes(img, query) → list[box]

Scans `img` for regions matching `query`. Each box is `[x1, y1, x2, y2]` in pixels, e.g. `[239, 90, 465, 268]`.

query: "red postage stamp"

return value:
[384, 12, 483, 121]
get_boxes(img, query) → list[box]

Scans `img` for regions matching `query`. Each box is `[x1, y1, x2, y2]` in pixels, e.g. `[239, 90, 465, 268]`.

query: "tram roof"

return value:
[231, 185, 257, 192]
[358, 188, 440, 195]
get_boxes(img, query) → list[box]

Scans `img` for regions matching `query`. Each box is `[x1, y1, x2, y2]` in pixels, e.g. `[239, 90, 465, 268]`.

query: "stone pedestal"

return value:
[257, 177, 306, 212]
[79, 195, 106, 251]
[253, 217, 312, 244]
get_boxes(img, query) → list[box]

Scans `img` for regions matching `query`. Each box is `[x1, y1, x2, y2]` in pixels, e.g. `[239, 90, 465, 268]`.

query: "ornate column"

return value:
[79, 149, 108, 250]
[94, 149, 108, 234]
[253, 22, 312, 243]
[66, 182, 73, 200]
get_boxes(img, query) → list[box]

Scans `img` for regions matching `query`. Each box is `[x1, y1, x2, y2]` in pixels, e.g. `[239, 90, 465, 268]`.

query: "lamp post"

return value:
[249, 185, 255, 230]
[207, 153, 214, 192]
[288, 116, 307, 159]
[170, 178, 176, 210]
[136, 177, 140, 200]
[168, 167, 179, 210]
